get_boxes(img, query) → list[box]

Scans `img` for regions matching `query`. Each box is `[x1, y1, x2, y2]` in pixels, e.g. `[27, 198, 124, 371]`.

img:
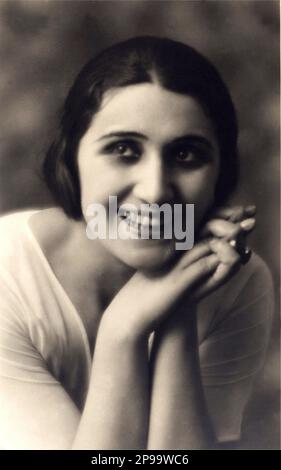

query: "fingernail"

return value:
[240, 218, 256, 230]
[245, 205, 256, 215]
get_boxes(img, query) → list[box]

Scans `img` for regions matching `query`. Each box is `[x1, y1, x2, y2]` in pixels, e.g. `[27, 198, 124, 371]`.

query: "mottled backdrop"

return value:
[0, 0, 279, 449]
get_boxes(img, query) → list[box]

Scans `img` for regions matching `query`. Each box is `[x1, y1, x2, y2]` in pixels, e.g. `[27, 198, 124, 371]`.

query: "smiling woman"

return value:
[77, 84, 219, 269]
[0, 37, 273, 450]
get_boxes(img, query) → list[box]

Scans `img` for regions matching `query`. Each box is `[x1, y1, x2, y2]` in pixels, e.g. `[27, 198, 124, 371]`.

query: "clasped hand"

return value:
[103, 205, 256, 338]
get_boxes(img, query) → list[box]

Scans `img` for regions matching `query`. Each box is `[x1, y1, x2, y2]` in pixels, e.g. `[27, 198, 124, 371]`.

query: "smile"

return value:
[118, 210, 164, 230]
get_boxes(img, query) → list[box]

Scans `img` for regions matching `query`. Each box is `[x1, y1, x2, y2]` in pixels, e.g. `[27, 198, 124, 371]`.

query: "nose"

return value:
[132, 156, 175, 204]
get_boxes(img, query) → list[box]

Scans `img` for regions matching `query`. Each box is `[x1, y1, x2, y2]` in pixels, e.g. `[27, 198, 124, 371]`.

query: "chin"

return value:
[115, 239, 179, 272]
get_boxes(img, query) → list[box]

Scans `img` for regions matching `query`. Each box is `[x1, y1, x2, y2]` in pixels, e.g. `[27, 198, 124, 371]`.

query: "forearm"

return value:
[147, 305, 215, 450]
[72, 317, 149, 450]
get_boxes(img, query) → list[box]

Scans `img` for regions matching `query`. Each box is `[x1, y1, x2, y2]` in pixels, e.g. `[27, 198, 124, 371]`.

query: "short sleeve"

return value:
[199, 254, 274, 443]
[0, 268, 59, 384]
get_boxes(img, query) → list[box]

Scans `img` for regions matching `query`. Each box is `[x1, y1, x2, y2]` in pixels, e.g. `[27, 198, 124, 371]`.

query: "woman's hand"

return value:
[193, 204, 256, 300]
[145, 205, 256, 450]
[102, 205, 256, 339]
[101, 240, 218, 338]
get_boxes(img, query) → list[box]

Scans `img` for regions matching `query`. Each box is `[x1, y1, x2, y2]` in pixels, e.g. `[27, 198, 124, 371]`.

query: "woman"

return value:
[0, 37, 273, 449]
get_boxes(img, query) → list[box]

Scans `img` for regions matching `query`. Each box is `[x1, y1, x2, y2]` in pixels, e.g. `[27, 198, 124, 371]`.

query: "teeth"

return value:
[130, 216, 148, 227]
[124, 215, 161, 230]
[119, 210, 132, 219]
[119, 211, 163, 230]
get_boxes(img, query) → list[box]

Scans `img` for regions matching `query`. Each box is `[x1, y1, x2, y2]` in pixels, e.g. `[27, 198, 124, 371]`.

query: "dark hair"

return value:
[43, 36, 239, 219]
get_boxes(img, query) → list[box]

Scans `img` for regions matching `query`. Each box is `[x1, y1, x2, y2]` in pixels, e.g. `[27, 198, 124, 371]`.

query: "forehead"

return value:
[88, 83, 216, 143]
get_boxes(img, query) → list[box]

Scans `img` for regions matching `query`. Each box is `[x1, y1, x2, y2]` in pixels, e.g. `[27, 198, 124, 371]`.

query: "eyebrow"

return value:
[167, 135, 214, 150]
[95, 131, 214, 150]
[95, 131, 148, 142]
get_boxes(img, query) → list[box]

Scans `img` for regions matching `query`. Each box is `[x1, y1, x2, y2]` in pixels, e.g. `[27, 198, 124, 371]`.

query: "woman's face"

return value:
[77, 83, 220, 270]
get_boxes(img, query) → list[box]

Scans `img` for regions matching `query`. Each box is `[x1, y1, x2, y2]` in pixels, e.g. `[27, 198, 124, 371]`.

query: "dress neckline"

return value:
[24, 209, 92, 373]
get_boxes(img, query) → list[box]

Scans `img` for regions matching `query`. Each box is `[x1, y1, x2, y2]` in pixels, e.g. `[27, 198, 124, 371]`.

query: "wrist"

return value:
[98, 308, 149, 347]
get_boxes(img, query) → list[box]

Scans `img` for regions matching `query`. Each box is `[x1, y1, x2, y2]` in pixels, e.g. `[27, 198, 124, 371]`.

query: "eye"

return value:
[172, 143, 211, 167]
[105, 141, 141, 161]
[176, 148, 197, 162]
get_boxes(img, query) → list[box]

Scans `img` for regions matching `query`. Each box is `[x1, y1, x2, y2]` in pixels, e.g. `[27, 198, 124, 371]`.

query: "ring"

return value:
[229, 238, 252, 264]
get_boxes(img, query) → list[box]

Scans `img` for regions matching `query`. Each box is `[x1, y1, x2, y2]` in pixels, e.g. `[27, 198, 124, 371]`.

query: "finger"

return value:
[244, 205, 257, 217]
[177, 241, 212, 269]
[178, 253, 220, 290]
[211, 205, 256, 223]
[202, 217, 256, 241]
[192, 260, 241, 301]
[240, 217, 256, 233]
[201, 219, 241, 240]
[212, 205, 245, 222]
[209, 238, 241, 264]
[192, 240, 241, 301]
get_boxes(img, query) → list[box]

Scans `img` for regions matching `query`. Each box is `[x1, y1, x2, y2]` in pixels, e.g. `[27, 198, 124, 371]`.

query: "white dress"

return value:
[0, 209, 274, 446]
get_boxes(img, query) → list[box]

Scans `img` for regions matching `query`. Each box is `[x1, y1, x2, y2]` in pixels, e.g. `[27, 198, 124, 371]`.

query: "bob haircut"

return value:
[43, 36, 239, 220]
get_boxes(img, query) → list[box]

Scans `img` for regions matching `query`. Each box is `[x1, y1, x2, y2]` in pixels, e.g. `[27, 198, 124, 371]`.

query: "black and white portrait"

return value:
[0, 0, 279, 451]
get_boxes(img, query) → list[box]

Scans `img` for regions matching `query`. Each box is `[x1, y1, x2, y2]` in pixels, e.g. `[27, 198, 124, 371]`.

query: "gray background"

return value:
[0, 0, 279, 449]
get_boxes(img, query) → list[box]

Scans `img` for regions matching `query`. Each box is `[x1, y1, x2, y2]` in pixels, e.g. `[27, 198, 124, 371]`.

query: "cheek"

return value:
[179, 169, 218, 220]
[79, 163, 132, 217]
[77, 135, 120, 209]
[180, 169, 217, 201]
[79, 157, 112, 202]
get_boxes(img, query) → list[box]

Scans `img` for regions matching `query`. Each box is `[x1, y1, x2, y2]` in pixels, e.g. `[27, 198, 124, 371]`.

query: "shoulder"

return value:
[229, 251, 274, 310]
[0, 209, 39, 261]
[0, 208, 74, 344]
[0, 211, 40, 328]
[0, 207, 67, 288]
[240, 251, 273, 289]
[0, 208, 36, 236]
[199, 252, 274, 379]
[199, 252, 274, 442]
[28, 206, 75, 261]
[198, 251, 274, 339]
[213, 251, 273, 310]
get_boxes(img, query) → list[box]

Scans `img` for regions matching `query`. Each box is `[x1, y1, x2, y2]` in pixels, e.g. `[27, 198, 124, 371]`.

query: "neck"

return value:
[71, 218, 135, 308]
